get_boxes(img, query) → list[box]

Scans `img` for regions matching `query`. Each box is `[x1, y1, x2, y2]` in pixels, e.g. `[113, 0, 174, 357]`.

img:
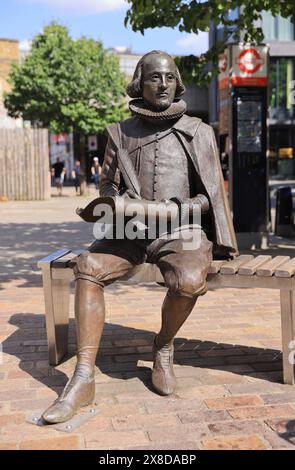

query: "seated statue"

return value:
[42, 50, 238, 424]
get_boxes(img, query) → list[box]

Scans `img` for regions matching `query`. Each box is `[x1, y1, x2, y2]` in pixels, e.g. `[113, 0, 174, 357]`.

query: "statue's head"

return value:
[127, 51, 185, 111]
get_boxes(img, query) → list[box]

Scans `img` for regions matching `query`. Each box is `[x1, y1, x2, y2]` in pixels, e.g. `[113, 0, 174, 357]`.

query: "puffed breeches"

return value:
[73, 228, 213, 298]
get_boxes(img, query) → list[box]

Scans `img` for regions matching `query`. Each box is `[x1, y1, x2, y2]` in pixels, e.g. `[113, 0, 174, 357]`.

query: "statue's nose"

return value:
[160, 79, 168, 90]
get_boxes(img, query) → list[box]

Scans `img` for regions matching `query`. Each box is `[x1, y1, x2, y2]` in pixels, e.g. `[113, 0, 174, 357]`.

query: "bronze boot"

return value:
[152, 339, 176, 396]
[42, 279, 105, 424]
[151, 290, 200, 396]
[42, 364, 95, 424]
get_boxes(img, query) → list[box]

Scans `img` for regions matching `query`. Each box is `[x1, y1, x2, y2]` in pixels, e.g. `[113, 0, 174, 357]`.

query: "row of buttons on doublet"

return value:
[153, 132, 160, 195]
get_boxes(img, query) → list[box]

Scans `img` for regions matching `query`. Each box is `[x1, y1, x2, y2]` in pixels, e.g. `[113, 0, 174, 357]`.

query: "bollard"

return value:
[275, 186, 295, 237]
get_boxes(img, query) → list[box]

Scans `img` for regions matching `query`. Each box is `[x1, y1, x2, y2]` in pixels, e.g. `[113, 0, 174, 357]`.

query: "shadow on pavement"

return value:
[0, 222, 175, 294]
[3, 312, 286, 396]
[279, 420, 295, 445]
[0, 222, 93, 290]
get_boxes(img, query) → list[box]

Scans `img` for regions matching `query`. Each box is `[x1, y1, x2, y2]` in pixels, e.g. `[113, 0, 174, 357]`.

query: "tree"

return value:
[5, 22, 129, 192]
[125, 0, 295, 85]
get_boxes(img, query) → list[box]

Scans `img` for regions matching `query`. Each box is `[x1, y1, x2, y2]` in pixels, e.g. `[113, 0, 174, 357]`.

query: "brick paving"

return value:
[1, 188, 295, 450]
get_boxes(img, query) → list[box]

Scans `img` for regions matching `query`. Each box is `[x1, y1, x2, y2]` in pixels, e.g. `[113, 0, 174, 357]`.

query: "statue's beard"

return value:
[129, 98, 187, 121]
[143, 98, 172, 112]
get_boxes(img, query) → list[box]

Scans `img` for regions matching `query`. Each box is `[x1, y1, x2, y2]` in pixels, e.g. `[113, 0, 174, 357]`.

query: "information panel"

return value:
[230, 87, 268, 234]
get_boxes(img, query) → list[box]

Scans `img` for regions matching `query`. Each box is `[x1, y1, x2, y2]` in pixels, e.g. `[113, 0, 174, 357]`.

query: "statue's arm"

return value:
[99, 136, 121, 197]
[184, 194, 210, 214]
[170, 194, 210, 214]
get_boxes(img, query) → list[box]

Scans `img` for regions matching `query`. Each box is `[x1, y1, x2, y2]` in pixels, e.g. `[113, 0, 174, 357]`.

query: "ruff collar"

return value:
[129, 99, 187, 121]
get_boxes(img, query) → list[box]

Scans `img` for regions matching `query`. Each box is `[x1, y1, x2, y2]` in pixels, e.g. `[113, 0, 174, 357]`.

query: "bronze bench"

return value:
[38, 250, 295, 384]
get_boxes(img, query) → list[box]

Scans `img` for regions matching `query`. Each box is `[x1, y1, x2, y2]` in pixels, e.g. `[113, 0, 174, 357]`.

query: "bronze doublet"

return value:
[129, 125, 197, 201]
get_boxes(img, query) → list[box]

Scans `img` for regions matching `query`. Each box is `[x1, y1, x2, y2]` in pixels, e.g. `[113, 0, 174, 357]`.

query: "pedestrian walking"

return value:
[72, 160, 82, 195]
[91, 157, 101, 190]
[51, 157, 66, 196]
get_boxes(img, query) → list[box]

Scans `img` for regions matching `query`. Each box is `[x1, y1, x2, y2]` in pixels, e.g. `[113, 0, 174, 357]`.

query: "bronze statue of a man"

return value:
[42, 51, 237, 424]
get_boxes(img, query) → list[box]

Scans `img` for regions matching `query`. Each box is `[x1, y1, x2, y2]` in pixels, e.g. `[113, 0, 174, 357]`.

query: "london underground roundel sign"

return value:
[237, 48, 264, 74]
[232, 45, 268, 87]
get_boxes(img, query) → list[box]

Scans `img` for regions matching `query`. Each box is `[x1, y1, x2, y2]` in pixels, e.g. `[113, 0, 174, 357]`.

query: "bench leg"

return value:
[280, 289, 295, 385]
[41, 264, 71, 366]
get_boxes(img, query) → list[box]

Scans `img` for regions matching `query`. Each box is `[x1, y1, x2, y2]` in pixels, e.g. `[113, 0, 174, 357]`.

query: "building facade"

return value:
[0, 38, 22, 128]
[209, 11, 295, 180]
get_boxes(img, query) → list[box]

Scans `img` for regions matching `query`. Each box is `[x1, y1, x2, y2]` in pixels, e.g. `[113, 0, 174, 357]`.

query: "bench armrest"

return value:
[38, 249, 71, 268]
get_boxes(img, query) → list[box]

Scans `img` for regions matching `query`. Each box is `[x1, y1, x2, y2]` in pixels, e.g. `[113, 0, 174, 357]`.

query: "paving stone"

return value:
[85, 430, 149, 449]
[130, 441, 199, 450]
[178, 409, 231, 424]
[264, 418, 295, 433]
[260, 392, 295, 405]
[112, 413, 181, 431]
[201, 434, 268, 450]
[144, 398, 204, 414]
[228, 404, 295, 420]
[19, 435, 82, 450]
[0, 442, 18, 450]
[147, 424, 209, 443]
[204, 395, 264, 409]
[208, 419, 264, 435]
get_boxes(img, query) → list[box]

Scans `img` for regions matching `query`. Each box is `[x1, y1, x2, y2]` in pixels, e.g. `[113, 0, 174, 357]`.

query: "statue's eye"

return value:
[151, 74, 159, 80]
[167, 74, 175, 81]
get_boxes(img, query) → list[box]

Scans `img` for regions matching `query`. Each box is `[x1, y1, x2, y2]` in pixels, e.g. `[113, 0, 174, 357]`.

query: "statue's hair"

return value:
[127, 50, 185, 99]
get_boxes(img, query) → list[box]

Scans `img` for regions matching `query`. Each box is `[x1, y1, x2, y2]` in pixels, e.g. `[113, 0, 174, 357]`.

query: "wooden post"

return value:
[0, 128, 50, 200]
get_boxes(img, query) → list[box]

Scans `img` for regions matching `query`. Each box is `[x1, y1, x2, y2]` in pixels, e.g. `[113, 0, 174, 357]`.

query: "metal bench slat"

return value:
[256, 256, 291, 277]
[208, 260, 228, 274]
[238, 255, 272, 276]
[275, 258, 295, 278]
[220, 255, 254, 274]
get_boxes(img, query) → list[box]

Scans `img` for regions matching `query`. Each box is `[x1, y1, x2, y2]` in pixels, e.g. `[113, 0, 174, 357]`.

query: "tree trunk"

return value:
[73, 132, 89, 195]
[79, 133, 87, 195]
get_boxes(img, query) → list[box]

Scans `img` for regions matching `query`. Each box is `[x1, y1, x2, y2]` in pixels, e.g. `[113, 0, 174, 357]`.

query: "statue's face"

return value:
[142, 54, 177, 111]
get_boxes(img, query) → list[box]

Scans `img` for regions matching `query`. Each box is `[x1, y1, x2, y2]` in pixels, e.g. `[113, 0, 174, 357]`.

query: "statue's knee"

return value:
[179, 274, 206, 297]
[165, 270, 206, 298]
[74, 251, 92, 275]
[74, 251, 106, 284]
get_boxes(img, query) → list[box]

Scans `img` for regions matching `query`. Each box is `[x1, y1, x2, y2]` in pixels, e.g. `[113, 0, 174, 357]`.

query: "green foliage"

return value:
[125, 0, 295, 86]
[5, 22, 129, 133]
[175, 42, 226, 87]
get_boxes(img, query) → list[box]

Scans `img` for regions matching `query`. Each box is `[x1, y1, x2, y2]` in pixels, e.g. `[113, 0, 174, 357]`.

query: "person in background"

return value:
[51, 157, 66, 196]
[72, 160, 82, 196]
[91, 157, 101, 190]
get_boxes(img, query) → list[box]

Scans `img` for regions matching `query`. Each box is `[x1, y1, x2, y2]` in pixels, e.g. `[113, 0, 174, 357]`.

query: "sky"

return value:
[0, 0, 208, 56]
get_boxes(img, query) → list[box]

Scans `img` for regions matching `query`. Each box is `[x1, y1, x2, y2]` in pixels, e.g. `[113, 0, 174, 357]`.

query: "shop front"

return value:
[268, 56, 295, 179]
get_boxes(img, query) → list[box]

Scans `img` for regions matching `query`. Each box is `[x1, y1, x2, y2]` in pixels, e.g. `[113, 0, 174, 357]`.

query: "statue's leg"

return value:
[156, 292, 199, 349]
[42, 240, 145, 423]
[74, 279, 105, 376]
[150, 229, 213, 395]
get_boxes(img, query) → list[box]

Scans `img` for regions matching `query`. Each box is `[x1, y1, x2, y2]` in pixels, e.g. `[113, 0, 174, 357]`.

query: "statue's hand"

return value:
[190, 194, 210, 214]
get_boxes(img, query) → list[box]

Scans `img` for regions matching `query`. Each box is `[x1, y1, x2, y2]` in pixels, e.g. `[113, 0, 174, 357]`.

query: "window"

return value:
[262, 11, 294, 41]
[269, 58, 295, 119]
